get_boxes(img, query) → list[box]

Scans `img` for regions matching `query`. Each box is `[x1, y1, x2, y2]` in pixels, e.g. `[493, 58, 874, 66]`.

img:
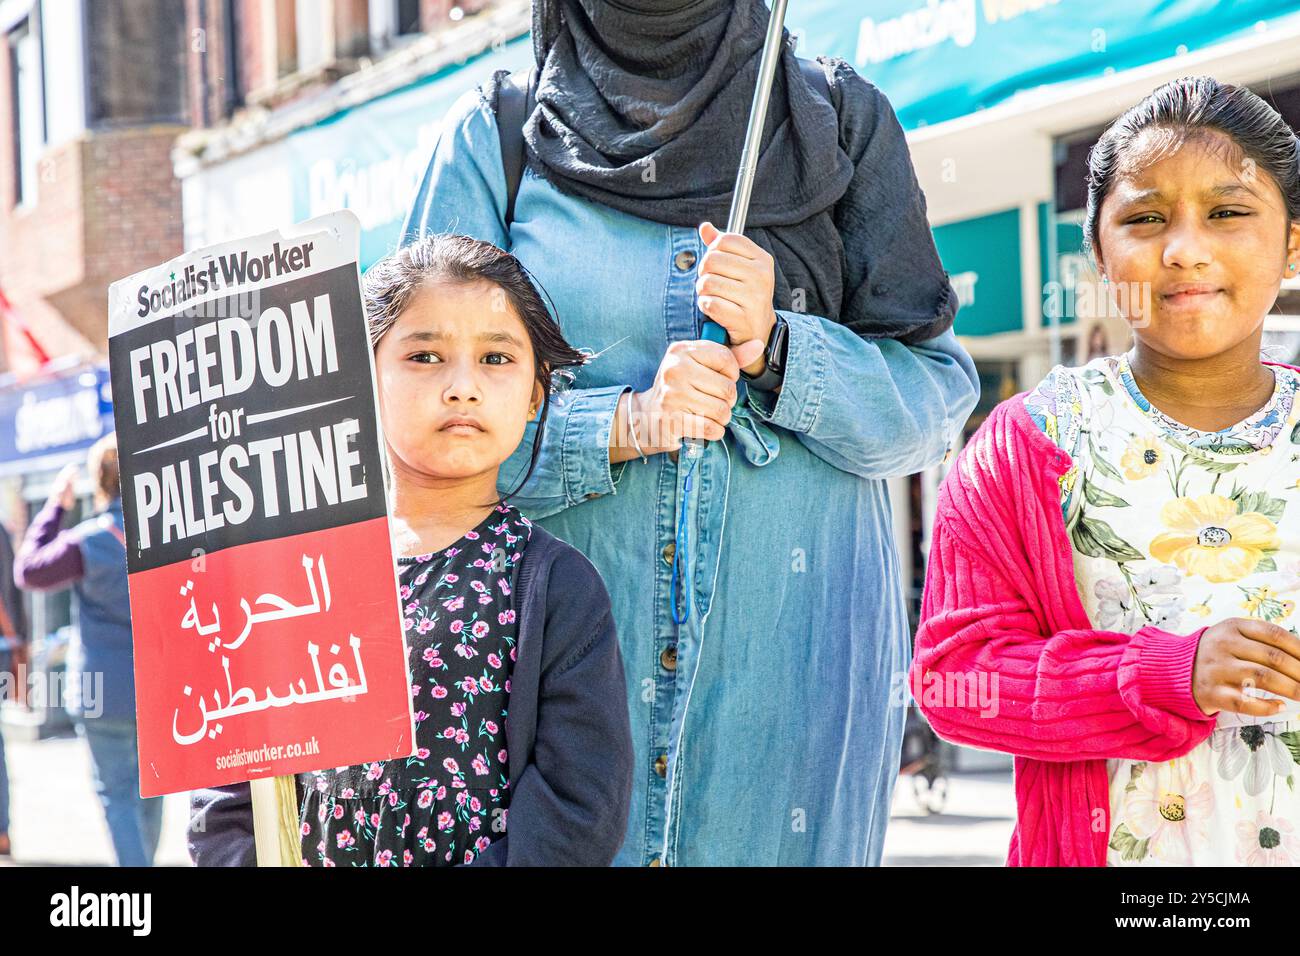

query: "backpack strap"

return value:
[798, 54, 831, 106]
[494, 66, 538, 231]
[797, 55, 841, 226]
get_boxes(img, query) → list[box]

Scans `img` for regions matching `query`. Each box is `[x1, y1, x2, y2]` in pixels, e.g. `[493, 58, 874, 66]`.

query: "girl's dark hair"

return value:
[362, 233, 589, 506]
[1084, 75, 1300, 262]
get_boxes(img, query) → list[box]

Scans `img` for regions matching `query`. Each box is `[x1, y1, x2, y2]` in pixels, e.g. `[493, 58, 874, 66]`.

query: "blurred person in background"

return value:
[0, 520, 27, 858]
[14, 434, 162, 867]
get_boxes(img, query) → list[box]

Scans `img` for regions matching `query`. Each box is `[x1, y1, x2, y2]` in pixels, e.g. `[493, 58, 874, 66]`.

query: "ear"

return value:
[1287, 221, 1300, 277]
[529, 379, 546, 420]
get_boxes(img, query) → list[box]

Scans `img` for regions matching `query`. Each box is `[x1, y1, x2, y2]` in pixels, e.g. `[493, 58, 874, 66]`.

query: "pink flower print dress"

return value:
[1026, 355, 1300, 865]
[298, 502, 533, 866]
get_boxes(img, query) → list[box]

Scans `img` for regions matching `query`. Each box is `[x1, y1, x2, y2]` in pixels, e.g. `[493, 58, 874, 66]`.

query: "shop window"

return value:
[396, 0, 421, 34]
[7, 15, 44, 207]
[222, 0, 245, 115]
[905, 472, 924, 626]
[368, 0, 422, 53]
[968, 359, 1020, 437]
[271, 0, 298, 80]
[1258, 81, 1300, 137]
[1053, 128, 1102, 214]
[84, 0, 186, 127]
[294, 0, 329, 73]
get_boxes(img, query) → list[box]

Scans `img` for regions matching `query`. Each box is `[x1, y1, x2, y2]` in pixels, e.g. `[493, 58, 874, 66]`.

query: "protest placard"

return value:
[107, 211, 414, 802]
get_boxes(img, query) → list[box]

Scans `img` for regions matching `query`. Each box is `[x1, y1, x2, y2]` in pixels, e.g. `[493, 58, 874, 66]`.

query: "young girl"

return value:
[189, 233, 634, 866]
[913, 76, 1300, 866]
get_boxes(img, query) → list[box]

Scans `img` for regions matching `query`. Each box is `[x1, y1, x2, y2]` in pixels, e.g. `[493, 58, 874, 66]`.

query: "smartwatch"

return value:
[740, 313, 789, 393]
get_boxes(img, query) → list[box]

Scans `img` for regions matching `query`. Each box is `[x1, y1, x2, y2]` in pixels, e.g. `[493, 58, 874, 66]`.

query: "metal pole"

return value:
[727, 0, 788, 236]
[684, 0, 788, 458]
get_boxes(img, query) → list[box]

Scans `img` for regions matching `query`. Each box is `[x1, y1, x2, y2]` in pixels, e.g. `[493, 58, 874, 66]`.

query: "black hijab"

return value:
[511, 0, 956, 344]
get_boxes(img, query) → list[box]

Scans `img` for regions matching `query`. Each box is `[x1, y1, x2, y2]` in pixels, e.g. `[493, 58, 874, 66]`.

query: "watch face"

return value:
[770, 320, 788, 372]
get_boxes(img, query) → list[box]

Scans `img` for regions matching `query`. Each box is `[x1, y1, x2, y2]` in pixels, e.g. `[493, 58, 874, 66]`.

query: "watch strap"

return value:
[740, 315, 787, 392]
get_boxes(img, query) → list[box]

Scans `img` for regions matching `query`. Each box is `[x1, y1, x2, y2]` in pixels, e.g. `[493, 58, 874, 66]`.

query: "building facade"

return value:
[0, 0, 191, 734]
[0, 0, 517, 735]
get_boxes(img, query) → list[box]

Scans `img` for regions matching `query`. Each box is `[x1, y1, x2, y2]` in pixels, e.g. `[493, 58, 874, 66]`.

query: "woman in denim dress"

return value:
[401, 0, 980, 866]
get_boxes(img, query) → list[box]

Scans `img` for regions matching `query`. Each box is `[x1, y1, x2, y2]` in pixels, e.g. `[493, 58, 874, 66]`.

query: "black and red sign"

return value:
[107, 212, 413, 798]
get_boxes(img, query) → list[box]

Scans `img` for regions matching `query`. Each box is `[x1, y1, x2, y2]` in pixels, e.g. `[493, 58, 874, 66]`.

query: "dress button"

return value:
[674, 250, 697, 271]
[660, 644, 677, 671]
[653, 753, 668, 777]
[662, 541, 675, 566]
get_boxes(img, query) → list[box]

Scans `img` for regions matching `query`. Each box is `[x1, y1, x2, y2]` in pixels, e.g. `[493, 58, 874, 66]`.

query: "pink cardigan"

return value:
[911, 394, 1217, 866]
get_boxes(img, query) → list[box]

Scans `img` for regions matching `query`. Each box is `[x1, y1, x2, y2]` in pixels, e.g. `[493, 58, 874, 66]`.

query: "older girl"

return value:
[914, 76, 1300, 865]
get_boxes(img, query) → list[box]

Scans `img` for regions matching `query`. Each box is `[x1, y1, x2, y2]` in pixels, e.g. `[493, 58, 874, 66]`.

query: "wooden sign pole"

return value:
[251, 775, 303, 867]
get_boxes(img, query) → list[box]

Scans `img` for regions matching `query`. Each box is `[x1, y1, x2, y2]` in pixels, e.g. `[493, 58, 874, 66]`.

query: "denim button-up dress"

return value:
[401, 86, 980, 866]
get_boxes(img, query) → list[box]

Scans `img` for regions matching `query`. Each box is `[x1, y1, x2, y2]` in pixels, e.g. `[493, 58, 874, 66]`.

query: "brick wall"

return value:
[0, 0, 190, 369]
[186, 0, 237, 129]
[0, 127, 185, 363]
[0, 36, 90, 367]
[0, 30, 185, 365]
[189, 0, 508, 124]
[238, 0, 272, 97]
[66, 127, 187, 355]
[334, 0, 371, 60]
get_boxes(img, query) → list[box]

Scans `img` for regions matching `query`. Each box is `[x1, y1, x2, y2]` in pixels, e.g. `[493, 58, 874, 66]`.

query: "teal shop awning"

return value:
[932, 208, 1022, 338]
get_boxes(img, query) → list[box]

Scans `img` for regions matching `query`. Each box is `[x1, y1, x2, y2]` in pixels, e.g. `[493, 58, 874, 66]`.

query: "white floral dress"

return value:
[1025, 353, 1300, 865]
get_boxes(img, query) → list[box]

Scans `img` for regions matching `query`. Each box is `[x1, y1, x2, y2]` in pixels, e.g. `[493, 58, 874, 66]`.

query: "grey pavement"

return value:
[0, 726, 1015, 867]
[0, 729, 190, 867]
[883, 767, 1016, 866]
